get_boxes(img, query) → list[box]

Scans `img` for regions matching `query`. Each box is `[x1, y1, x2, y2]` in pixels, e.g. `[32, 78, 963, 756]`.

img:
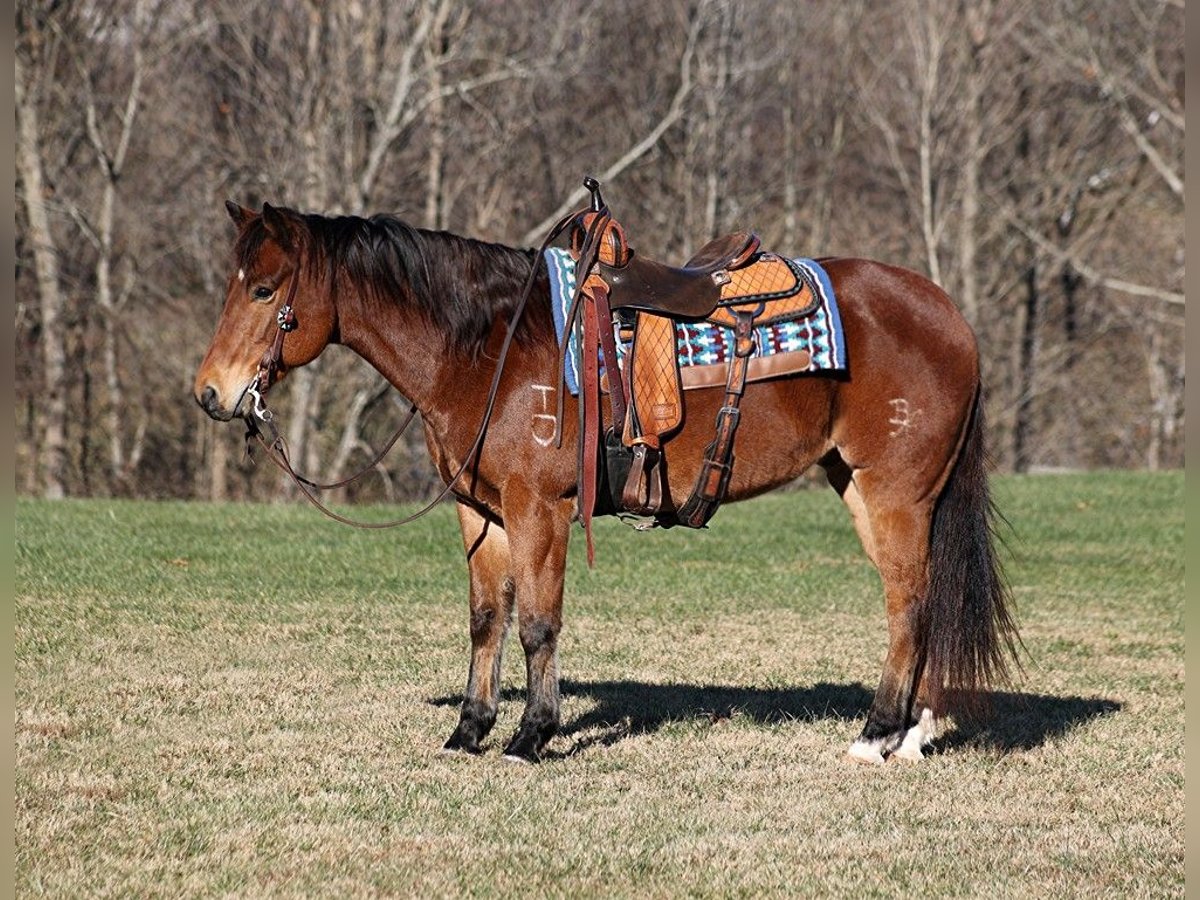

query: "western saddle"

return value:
[557, 177, 817, 560]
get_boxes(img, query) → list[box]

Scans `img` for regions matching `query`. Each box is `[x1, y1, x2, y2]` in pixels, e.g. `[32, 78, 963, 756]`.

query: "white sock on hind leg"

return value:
[891, 708, 936, 762]
[847, 736, 887, 765]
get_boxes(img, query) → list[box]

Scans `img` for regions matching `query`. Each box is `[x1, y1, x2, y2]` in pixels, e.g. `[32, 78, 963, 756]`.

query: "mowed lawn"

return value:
[15, 471, 1183, 897]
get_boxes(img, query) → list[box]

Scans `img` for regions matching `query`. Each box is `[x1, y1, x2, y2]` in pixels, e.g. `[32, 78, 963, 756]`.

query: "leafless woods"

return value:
[15, 0, 1184, 501]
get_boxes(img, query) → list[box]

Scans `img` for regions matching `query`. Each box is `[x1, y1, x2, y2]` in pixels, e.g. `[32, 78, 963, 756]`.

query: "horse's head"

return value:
[194, 202, 336, 421]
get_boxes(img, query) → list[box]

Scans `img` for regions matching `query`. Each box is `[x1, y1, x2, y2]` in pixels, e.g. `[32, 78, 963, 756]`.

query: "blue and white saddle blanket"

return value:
[544, 247, 846, 395]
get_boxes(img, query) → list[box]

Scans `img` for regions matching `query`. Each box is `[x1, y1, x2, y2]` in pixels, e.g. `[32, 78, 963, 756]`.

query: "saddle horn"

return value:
[584, 176, 605, 212]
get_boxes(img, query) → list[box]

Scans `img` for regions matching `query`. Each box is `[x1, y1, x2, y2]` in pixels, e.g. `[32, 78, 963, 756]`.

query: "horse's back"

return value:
[823, 257, 978, 369]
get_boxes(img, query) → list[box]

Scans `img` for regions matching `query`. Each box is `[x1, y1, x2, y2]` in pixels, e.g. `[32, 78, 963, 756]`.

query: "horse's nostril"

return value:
[199, 386, 218, 412]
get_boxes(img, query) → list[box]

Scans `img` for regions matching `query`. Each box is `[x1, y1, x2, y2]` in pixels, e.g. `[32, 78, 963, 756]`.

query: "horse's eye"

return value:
[252, 286, 274, 301]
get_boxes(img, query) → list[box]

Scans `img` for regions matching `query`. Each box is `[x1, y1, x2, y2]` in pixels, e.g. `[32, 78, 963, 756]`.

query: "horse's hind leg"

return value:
[443, 502, 515, 754]
[824, 453, 877, 566]
[828, 452, 939, 760]
[844, 472, 937, 765]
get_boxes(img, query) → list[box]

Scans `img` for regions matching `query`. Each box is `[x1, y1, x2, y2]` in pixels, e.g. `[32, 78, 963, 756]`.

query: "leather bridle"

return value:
[240, 254, 440, 528]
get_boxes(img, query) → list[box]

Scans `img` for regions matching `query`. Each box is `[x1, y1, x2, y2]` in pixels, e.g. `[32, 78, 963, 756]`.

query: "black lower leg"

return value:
[502, 704, 558, 761]
[444, 602, 508, 753]
[860, 661, 922, 752]
[444, 698, 497, 753]
[503, 620, 560, 761]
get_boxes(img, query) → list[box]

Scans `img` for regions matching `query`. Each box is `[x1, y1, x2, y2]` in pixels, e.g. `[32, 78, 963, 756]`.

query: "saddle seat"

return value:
[599, 231, 762, 320]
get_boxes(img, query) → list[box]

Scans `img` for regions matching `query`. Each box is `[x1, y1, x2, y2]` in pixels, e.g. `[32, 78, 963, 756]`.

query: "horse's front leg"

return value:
[499, 486, 573, 763]
[443, 502, 514, 754]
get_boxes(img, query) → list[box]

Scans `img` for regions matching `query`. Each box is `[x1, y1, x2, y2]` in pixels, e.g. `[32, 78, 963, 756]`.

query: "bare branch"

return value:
[519, 7, 703, 245]
[62, 200, 102, 251]
[1081, 41, 1183, 200]
[399, 65, 528, 134]
[1001, 208, 1184, 307]
[355, 0, 445, 209]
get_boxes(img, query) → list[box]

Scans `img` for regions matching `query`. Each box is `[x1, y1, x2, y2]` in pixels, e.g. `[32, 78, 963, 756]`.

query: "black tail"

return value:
[921, 389, 1021, 711]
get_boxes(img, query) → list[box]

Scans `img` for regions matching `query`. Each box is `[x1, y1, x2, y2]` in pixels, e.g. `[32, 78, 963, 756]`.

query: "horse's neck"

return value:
[335, 280, 553, 427]
[336, 293, 459, 410]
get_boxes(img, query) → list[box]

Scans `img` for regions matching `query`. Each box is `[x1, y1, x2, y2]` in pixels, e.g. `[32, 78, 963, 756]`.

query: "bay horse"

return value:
[194, 199, 1019, 764]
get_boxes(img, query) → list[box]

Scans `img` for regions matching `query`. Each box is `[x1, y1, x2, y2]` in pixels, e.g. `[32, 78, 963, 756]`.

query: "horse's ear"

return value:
[261, 202, 294, 252]
[225, 200, 254, 229]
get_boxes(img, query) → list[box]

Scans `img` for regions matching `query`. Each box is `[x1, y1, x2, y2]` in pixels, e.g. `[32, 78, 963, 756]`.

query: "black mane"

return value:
[237, 210, 551, 355]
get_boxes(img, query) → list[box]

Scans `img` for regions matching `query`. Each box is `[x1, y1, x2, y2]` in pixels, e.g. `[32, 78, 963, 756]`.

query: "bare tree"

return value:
[67, 0, 153, 488]
[16, 11, 69, 499]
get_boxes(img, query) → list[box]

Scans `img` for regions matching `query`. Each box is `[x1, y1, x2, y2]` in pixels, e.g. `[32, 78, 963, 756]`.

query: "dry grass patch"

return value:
[15, 472, 1183, 896]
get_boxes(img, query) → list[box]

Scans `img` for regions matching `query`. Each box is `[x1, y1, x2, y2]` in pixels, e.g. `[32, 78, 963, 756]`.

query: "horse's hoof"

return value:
[441, 743, 481, 757]
[889, 743, 924, 763]
[846, 738, 887, 765]
[501, 736, 543, 764]
[441, 734, 483, 756]
[501, 752, 536, 766]
[500, 739, 541, 764]
[890, 709, 935, 762]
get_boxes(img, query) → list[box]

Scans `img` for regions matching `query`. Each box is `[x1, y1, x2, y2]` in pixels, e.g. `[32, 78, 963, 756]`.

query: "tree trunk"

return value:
[916, 6, 943, 286]
[957, 9, 984, 327]
[1144, 327, 1176, 472]
[808, 109, 844, 252]
[208, 423, 229, 502]
[1012, 255, 1040, 472]
[1060, 262, 1082, 465]
[81, 22, 144, 489]
[280, 1, 330, 498]
[16, 54, 69, 499]
[702, 3, 732, 238]
[424, 18, 446, 229]
[781, 104, 798, 250]
[96, 180, 128, 483]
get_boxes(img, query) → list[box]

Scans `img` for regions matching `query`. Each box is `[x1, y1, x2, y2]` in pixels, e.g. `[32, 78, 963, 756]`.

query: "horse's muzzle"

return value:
[196, 385, 236, 422]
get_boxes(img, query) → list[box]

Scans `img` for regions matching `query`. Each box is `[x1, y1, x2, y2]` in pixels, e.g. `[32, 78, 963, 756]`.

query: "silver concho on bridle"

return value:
[277, 305, 297, 332]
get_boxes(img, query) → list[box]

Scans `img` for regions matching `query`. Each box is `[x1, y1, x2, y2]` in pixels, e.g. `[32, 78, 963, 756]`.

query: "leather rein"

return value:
[242, 205, 595, 529]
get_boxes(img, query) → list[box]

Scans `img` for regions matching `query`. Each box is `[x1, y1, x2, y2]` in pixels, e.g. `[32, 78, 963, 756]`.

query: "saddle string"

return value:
[548, 202, 632, 565]
[247, 204, 590, 529]
[550, 205, 613, 448]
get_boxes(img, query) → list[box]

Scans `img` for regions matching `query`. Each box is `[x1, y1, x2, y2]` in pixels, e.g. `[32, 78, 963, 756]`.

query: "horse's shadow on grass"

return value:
[429, 681, 1121, 757]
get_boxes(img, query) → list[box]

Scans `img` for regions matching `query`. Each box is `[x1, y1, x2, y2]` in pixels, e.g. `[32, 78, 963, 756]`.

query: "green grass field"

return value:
[15, 471, 1183, 897]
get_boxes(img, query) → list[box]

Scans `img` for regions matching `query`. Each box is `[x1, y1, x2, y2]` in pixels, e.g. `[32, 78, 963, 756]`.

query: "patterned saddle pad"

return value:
[545, 248, 846, 395]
